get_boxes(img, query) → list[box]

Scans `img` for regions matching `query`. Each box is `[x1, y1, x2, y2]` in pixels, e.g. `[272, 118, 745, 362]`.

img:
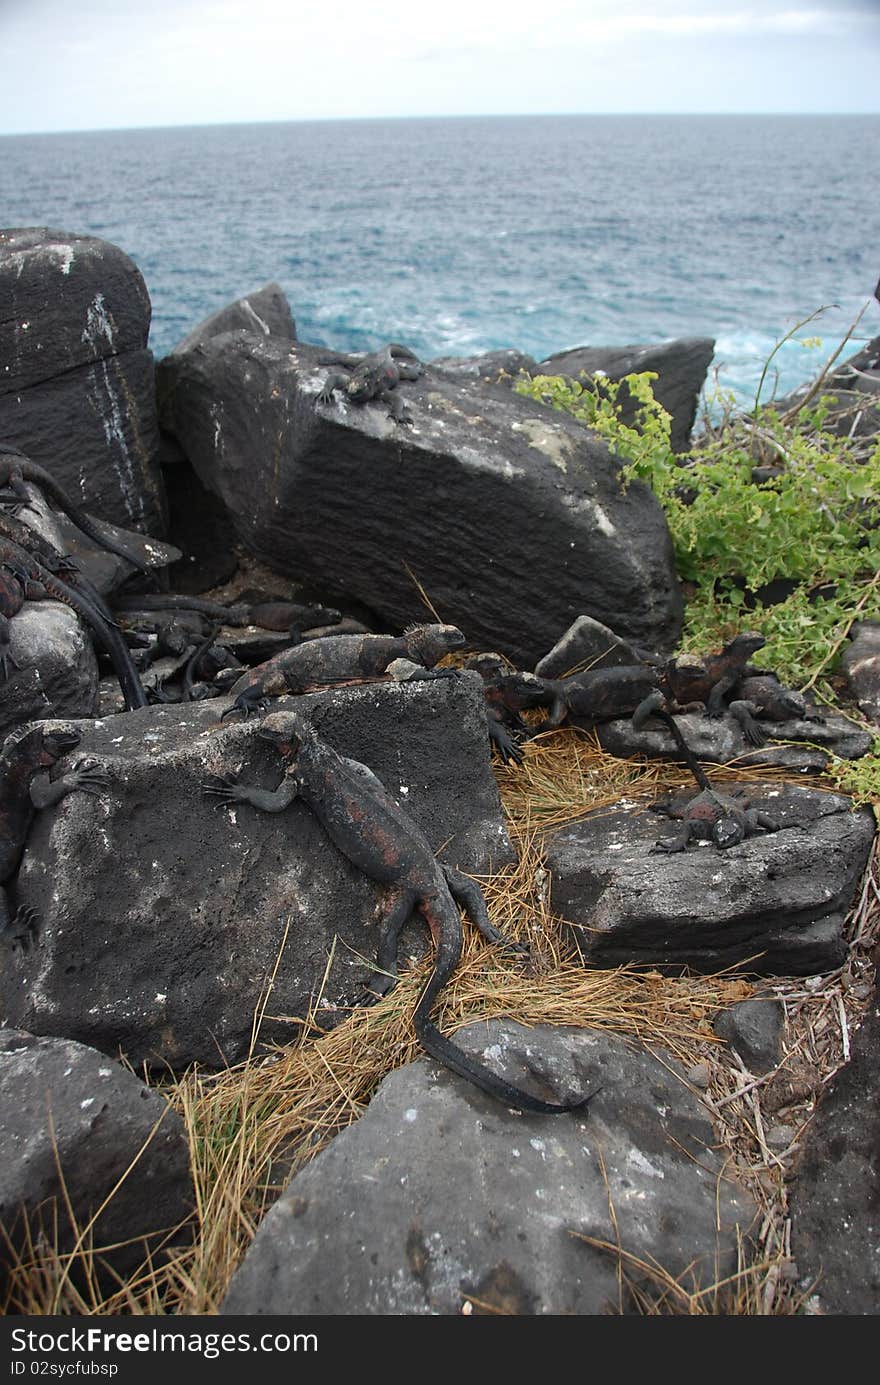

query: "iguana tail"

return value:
[633, 689, 712, 793]
[413, 968, 597, 1116]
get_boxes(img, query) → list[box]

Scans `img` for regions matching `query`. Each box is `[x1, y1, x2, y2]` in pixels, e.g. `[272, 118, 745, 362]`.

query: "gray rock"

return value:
[429, 348, 538, 385]
[157, 333, 683, 667]
[169, 281, 297, 358]
[841, 621, 880, 726]
[536, 338, 715, 453]
[0, 675, 514, 1068]
[221, 1020, 757, 1316]
[3, 602, 100, 724]
[596, 706, 873, 771]
[0, 228, 152, 392]
[546, 783, 875, 975]
[0, 350, 166, 534]
[534, 614, 647, 677]
[0, 1028, 192, 1290]
[713, 997, 784, 1074]
[789, 977, 880, 1313]
[0, 228, 166, 535]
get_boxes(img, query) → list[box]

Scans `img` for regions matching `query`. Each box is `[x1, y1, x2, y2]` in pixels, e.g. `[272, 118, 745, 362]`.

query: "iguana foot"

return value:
[2, 905, 39, 952]
[358, 969, 398, 1007]
[410, 666, 461, 682]
[147, 684, 179, 704]
[650, 837, 683, 853]
[69, 759, 110, 793]
[498, 937, 530, 958]
[220, 691, 268, 720]
[0, 495, 30, 518]
[729, 699, 768, 747]
[203, 773, 245, 806]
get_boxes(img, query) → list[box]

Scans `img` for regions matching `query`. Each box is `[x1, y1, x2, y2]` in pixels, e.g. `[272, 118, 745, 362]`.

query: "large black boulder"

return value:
[0, 228, 166, 534]
[168, 281, 297, 357]
[537, 338, 715, 453]
[778, 334, 880, 442]
[0, 676, 514, 1068]
[157, 334, 683, 666]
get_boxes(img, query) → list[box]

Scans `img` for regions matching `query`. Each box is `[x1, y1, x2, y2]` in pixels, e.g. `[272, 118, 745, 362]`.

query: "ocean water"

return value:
[1, 114, 878, 408]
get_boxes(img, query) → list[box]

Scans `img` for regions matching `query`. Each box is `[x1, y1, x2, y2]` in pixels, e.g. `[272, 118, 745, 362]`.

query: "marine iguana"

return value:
[204, 710, 597, 1115]
[466, 653, 552, 763]
[316, 343, 424, 424]
[634, 690, 779, 852]
[530, 663, 662, 732]
[147, 623, 241, 703]
[0, 569, 26, 677]
[736, 675, 825, 725]
[0, 507, 118, 624]
[724, 676, 824, 748]
[221, 623, 466, 719]
[0, 537, 148, 710]
[0, 725, 108, 950]
[0, 446, 156, 582]
[524, 632, 773, 743]
[660, 631, 768, 717]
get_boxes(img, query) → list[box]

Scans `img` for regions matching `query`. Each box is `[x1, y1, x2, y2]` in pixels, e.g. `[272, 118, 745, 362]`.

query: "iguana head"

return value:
[38, 728, 81, 766]
[10, 725, 80, 766]
[346, 379, 372, 402]
[403, 623, 466, 667]
[258, 710, 313, 758]
[711, 812, 746, 849]
[726, 631, 766, 659]
[466, 652, 509, 679]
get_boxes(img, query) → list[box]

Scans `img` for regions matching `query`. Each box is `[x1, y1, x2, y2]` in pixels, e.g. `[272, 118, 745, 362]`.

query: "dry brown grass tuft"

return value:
[493, 724, 819, 834]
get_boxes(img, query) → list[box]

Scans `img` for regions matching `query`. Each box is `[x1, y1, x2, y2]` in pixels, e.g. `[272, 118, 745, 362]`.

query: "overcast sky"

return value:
[1, 0, 878, 134]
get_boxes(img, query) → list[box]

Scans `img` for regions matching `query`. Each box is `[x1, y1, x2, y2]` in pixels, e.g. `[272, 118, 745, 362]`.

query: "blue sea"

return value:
[1, 115, 878, 407]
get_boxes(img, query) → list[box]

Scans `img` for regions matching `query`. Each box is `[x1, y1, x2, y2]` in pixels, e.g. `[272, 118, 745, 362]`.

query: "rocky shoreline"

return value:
[0, 225, 878, 1315]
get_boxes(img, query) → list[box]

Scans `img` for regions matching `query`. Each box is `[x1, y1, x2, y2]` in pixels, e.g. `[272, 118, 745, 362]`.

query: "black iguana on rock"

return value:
[205, 710, 598, 1115]
[0, 726, 108, 950]
[221, 622, 465, 719]
[635, 690, 779, 852]
[316, 343, 424, 424]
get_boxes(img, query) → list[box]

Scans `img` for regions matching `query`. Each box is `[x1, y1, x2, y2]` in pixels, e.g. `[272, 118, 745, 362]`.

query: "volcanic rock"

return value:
[221, 1020, 757, 1316]
[157, 333, 683, 666]
[536, 338, 715, 452]
[0, 1028, 192, 1292]
[546, 783, 875, 975]
[788, 971, 880, 1314]
[0, 227, 166, 533]
[0, 675, 514, 1068]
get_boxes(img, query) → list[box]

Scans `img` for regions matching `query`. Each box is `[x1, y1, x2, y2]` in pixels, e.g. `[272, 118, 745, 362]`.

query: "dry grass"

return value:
[3, 725, 876, 1316]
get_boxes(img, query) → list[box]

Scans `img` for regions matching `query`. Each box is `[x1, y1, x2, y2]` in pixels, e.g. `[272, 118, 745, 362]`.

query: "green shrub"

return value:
[515, 369, 880, 692]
